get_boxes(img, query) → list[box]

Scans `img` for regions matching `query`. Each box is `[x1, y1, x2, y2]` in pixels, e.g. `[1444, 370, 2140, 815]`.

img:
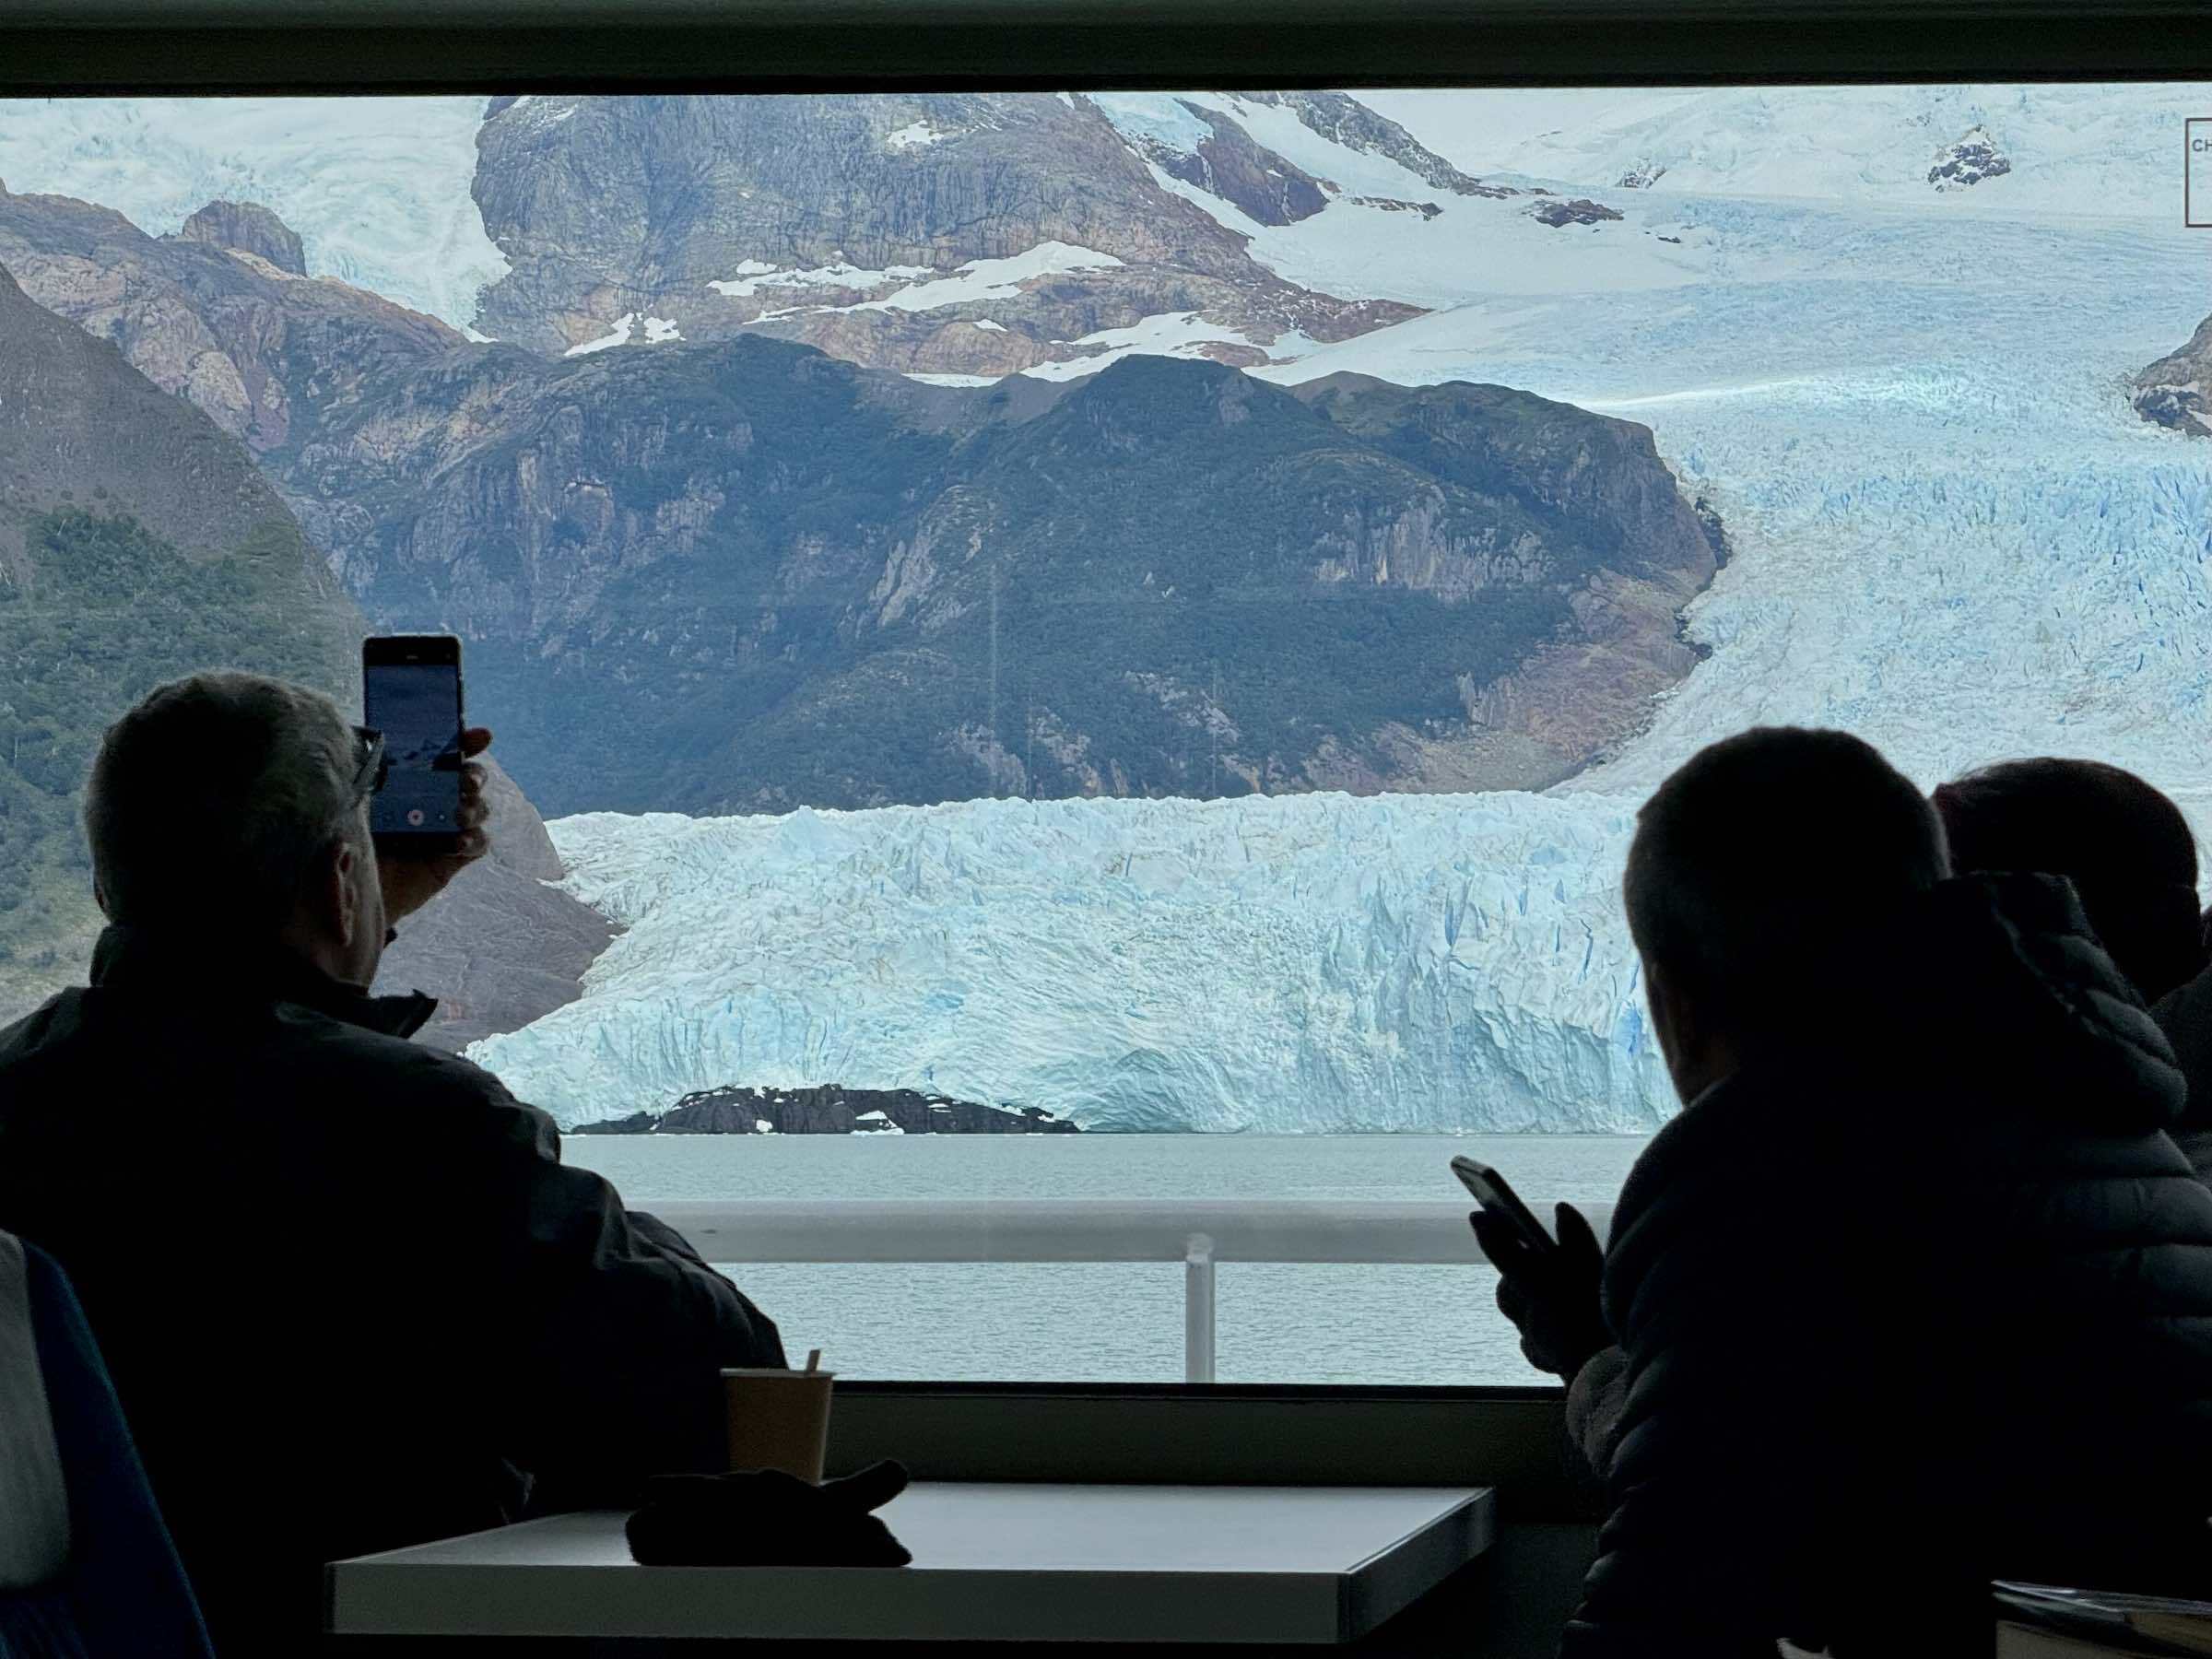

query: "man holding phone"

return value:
[1456, 1164, 1624, 1475]
[1509, 727, 2212, 1658]
[0, 667, 785, 1659]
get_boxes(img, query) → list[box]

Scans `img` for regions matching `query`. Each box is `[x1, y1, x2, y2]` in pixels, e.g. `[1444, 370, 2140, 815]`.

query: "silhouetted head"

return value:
[85, 671, 386, 985]
[1931, 758, 2205, 1005]
[1625, 727, 1949, 1104]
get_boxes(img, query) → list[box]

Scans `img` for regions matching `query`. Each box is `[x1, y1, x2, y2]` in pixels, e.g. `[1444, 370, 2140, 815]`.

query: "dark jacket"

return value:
[0, 926, 783, 1659]
[2152, 964, 2212, 1182]
[1564, 875, 2212, 1659]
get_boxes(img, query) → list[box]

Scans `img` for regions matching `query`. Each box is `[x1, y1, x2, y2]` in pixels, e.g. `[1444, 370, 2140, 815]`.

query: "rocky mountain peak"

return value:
[1234, 92, 1514, 200]
[175, 199, 307, 276]
[2136, 312, 2212, 439]
[1928, 124, 2011, 191]
[1531, 197, 1625, 229]
[1124, 100, 1330, 228]
[0, 185, 464, 455]
[468, 92, 1425, 377]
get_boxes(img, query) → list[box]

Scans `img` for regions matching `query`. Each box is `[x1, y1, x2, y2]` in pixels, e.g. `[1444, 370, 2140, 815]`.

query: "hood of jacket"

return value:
[1618, 871, 2186, 1229]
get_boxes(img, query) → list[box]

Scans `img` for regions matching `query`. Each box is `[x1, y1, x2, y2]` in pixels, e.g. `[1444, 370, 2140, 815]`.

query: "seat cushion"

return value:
[0, 1232, 68, 1592]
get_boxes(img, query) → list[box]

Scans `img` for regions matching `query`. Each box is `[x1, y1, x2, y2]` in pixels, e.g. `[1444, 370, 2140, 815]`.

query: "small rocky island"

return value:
[571, 1083, 1081, 1136]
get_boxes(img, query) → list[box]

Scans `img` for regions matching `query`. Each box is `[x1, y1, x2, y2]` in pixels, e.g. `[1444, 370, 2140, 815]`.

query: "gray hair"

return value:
[1623, 726, 1949, 1041]
[84, 671, 368, 932]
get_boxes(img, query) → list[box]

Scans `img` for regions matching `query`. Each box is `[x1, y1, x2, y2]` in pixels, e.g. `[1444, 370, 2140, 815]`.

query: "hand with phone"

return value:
[362, 634, 495, 925]
[376, 726, 495, 924]
[1454, 1157, 1611, 1382]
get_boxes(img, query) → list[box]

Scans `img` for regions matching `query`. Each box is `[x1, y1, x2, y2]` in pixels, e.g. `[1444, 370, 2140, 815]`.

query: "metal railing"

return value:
[657, 1199, 1617, 1385]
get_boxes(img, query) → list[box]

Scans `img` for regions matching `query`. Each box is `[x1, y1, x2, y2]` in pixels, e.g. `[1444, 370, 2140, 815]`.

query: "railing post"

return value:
[1183, 1233, 1217, 1385]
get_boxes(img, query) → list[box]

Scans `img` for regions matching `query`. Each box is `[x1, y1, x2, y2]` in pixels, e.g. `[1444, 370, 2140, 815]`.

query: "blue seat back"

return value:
[0, 1234, 212, 1659]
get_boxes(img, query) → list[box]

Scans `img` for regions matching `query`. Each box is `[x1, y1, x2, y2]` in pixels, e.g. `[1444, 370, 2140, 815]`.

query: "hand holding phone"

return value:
[363, 634, 465, 851]
[1453, 1155, 1611, 1381]
[362, 634, 493, 924]
[1453, 1156, 1559, 1259]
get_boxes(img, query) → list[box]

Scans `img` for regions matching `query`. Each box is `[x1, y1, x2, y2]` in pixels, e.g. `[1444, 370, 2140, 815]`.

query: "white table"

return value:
[327, 1482, 1495, 1645]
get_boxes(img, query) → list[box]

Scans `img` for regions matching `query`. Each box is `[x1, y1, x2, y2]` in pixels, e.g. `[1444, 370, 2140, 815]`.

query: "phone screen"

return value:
[363, 659, 463, 839]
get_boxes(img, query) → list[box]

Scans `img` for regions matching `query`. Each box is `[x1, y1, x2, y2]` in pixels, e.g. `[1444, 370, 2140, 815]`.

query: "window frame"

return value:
[6, 1, 2211, 94]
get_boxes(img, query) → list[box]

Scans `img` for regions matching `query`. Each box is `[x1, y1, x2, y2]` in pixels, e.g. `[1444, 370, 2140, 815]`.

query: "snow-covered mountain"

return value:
[466, 86, 2212, 1130]
[1358, 84, 2203, 219]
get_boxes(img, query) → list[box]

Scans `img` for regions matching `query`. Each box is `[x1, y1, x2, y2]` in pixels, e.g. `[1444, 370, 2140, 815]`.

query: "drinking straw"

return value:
[805, 1349, 822, 1373]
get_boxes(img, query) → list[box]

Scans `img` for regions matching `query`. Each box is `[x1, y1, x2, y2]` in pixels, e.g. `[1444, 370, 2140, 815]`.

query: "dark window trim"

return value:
[6, 3, 2212, 92]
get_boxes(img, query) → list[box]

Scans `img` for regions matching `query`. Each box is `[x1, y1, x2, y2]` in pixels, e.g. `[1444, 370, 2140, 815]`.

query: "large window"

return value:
[2, 86, 2206, 1381]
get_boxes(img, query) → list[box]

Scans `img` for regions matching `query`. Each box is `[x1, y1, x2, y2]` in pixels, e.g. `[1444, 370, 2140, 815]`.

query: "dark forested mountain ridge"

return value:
[269, 333, 1720, 815]
[0, 262, 362, 1020]
[0, 132, 1703, 824]
[0, 252, 607, 1040]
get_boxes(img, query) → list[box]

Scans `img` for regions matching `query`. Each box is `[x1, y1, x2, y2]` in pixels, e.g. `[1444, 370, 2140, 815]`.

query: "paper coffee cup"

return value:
[723, 1367, 835, 1482]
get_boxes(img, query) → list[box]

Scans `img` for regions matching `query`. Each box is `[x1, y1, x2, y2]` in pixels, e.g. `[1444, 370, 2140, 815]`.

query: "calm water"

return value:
[562, 1134, 1649, 1386]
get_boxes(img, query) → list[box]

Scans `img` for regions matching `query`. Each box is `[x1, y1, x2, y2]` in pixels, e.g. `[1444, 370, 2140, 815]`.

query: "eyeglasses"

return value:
[349, 725, 389, 804]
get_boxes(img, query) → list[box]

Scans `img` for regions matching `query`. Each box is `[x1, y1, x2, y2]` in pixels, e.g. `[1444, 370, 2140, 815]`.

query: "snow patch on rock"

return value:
[850, 242, 1126, 313]
[1018, 312, 1270, 381]
[565, 312, 684, 355]
[710, 260, 934, 300]
[886, 121, 950, 151]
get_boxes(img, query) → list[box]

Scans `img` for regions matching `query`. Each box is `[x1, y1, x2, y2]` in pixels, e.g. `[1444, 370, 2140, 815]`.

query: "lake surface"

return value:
[563, 1134, 1649, 1386]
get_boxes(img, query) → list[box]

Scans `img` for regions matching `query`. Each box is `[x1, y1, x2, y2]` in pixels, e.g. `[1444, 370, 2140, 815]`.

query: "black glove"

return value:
[1469, 1203, 1610, 1382]
[626, 1459, 913, 1567]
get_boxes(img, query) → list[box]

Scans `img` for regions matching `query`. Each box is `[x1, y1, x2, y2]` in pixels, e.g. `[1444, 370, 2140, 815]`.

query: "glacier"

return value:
[470, 88, 2212, 1133]
[469, 791, 1672, 1133]
[0, 97, 507, 328]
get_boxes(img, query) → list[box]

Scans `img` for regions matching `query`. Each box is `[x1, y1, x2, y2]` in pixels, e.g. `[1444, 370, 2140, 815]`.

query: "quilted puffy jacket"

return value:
[1562, 875, 2212, 1658]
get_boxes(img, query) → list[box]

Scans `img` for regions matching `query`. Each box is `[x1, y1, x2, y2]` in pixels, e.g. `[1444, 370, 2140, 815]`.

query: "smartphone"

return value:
[361, 634, 465, 854]
[1451, 1155, 1559, 1258]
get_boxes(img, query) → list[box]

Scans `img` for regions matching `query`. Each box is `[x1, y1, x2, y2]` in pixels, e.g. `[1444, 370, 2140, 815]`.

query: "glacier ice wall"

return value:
[470, 792, 1675, 1132]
